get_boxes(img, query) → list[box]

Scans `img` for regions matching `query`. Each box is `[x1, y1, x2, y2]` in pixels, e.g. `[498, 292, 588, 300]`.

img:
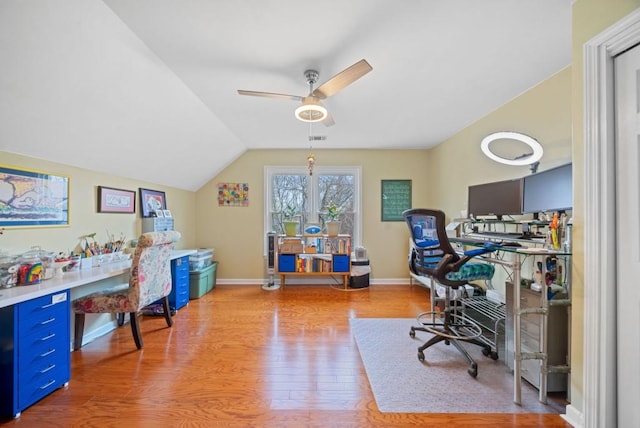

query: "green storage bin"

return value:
[189, 261, 217, 299]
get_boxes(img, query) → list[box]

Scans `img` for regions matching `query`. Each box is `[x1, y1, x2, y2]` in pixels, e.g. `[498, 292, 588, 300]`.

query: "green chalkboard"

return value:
[381, 180, 412, 221]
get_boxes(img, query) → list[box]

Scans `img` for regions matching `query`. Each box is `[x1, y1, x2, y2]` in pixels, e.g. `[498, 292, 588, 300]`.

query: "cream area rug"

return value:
[350, 318, 566, 414]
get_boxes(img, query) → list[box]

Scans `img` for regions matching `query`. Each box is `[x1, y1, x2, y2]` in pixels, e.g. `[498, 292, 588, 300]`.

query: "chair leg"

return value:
[130, 312, 143, 349]
[162, 296, 173, 327]
[117, 313, 125, 326]
[74, 313, 85, 351]
[411, 293, 489, 378]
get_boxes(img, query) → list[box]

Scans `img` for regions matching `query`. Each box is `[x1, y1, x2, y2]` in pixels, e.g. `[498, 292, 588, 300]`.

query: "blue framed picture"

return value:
[0, 165, 70, 227]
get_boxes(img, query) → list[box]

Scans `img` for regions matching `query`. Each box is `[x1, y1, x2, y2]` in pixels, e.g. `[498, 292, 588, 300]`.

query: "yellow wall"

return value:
[427, 67, 572, 218]
[0, 152, 197, 255]
[570, 0, 640, 415]
[196, 149, 430, 281]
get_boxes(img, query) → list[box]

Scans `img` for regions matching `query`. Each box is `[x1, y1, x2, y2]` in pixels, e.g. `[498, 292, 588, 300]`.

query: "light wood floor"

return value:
[1, 284, 571, 427]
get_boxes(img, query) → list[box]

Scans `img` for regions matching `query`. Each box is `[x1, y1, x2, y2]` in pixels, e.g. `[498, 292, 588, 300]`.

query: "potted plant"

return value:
[282, 204, 298, 237]
[325, 204, 342, 236]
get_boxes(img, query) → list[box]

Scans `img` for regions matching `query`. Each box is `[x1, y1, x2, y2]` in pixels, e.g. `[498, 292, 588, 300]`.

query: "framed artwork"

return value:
[217, 182, 249, 207]
[0, 165, 69, 227]
[381, 179, 412, 222]
[162, 209, 172, 218]
[139, 188, 167, 217]
[97, 186, 136, 214]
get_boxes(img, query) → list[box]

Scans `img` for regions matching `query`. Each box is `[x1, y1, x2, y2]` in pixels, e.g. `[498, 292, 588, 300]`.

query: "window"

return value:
[265, 165, 362, 246]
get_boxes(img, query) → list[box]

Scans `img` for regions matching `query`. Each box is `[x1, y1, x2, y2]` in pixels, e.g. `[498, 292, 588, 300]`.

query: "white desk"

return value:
[0, 249, 195, 309]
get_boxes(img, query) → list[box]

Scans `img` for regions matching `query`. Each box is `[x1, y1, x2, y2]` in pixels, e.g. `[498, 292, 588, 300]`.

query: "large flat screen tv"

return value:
[467, 178, 523, 220]
[522, 163, 572, 214]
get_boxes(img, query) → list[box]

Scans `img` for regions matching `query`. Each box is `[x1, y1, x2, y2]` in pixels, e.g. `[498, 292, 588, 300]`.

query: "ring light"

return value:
[480, 132, 543, 166]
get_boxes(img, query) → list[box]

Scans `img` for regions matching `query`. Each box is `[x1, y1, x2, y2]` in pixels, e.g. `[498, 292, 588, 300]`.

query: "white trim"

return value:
[583, 8, 640, 428]
[263, 164, 363, 246]
[71, 319, 119, 351]
[563, 404, 585, 428]
[215, 278, 412, 286]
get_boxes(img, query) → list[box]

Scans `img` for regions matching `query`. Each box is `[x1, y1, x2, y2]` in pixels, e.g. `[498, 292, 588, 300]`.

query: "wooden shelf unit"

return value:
[276, 234, 351, 289]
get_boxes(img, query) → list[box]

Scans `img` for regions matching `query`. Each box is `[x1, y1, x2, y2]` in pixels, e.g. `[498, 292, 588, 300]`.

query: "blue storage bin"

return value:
[278, 254, 296, 272]
[332, 254, 350, 272]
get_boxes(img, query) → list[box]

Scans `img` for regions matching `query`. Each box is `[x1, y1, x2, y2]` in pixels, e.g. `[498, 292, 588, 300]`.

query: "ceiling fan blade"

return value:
[237, 90, 303, 102]
[321, 111, 335, 127]
[312, 59, 373, 99]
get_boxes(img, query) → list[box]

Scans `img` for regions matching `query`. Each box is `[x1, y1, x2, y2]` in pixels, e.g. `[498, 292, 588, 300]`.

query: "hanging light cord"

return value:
[307, 121, 315, 176]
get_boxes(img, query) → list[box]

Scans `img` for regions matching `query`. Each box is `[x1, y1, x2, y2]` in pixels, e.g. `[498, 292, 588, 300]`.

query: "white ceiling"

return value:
[0, 1, 571, 191]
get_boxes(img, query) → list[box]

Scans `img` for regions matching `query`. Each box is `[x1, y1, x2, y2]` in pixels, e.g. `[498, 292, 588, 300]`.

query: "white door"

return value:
[614, 43, 640, 427]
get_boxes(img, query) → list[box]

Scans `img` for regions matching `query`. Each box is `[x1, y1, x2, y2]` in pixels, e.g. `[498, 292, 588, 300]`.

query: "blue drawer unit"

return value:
[169, 255, 190, 310]
[0, 290, 71, 418]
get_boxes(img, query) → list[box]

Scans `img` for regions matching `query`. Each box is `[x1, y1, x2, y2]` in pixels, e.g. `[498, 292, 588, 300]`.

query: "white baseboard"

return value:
[562, 404, 584, 428]
[217, 278, 412, 286]
[70, 319, 118, 351]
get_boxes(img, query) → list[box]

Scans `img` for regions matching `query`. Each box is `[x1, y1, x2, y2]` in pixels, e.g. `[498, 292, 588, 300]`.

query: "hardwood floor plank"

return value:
[0, 284, 571, 427]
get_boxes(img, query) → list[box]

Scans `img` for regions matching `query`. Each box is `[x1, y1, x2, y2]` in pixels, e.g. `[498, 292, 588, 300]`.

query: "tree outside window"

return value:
[265, 166, 361, 245]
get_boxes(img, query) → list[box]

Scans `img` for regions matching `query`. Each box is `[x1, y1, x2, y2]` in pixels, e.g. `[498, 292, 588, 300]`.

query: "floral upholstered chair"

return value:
[73, 231, 181, 350]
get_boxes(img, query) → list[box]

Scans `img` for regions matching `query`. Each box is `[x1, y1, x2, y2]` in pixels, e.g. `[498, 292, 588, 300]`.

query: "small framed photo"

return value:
[162, 209, 172, 218]
[154, 210, 164, 217]
[97, 186, 136, 214]
[139, 188, 167, 218]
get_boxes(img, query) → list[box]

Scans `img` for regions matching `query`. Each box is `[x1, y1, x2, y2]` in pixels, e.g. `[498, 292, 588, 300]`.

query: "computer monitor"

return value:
[467, 178, 523, 220]
[522, 163, 572, 214]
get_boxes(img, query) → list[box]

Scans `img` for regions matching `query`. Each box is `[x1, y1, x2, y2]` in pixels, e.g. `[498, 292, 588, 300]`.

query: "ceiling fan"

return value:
[237, 59, 372, 126]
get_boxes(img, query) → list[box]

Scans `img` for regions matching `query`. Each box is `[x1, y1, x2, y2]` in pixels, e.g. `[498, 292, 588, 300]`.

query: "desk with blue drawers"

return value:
[0, 250, 195, 418]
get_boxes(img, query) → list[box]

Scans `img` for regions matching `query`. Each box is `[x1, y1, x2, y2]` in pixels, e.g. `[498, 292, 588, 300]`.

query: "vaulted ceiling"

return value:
[0, 1, 571, 191]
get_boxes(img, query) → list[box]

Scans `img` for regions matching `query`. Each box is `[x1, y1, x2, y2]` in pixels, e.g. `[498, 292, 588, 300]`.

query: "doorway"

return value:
[583, 8, 640, 428]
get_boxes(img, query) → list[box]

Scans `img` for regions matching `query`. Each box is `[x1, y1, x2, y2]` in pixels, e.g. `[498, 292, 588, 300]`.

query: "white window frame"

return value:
[264, 165, 362, 250]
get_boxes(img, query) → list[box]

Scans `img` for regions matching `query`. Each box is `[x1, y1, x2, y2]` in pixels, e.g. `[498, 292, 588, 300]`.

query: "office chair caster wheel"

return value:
[481, 347, 498, 360]
[409, 328, 415, 338]
[417, 350, 425, 362]
[468, 363, 478, 378]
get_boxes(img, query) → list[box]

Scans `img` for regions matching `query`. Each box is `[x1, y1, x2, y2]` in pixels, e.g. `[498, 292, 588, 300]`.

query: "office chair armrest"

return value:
[463, 242, 500, 258]
[452, 243, 499, 272]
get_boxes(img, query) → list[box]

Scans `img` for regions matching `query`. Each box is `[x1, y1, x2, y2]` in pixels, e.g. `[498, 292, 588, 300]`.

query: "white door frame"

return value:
[583, 8, 640, 428]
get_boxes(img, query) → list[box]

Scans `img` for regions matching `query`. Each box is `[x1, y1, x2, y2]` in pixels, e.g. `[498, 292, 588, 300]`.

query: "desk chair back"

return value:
[404, 208, 478, 288]
[130, 231, 180, 309]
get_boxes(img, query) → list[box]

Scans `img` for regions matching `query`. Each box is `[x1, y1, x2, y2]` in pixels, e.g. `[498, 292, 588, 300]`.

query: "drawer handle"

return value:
[40, 364, 56, 374]
[40, 302, 56, 309]
[40, 348, 55, 357]
[40, 333, 56, 341]
[39, 379, 56, 390]
[40, 317, 56, 325]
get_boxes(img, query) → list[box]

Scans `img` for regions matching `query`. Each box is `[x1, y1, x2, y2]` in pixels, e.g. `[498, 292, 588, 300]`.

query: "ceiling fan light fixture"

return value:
[295, 97, 327, 122]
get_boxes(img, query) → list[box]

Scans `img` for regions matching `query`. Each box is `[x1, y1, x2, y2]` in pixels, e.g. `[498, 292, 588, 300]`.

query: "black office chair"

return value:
[404, 208, 497, 377]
